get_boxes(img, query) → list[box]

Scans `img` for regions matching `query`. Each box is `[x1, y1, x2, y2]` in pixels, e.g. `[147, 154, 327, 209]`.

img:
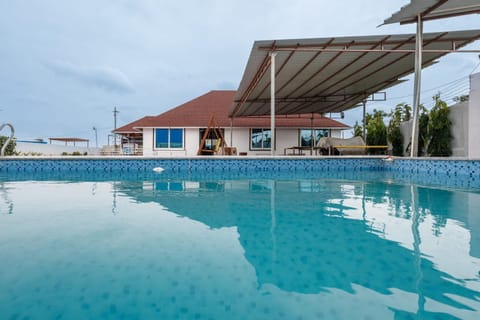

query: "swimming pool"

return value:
[0, 158, 480, 319]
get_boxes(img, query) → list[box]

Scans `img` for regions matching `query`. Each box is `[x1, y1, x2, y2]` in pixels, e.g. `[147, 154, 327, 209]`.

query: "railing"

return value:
[0, 123, 14, 156]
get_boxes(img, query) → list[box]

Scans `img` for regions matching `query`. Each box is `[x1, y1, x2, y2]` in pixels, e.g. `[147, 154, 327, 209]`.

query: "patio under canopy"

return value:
[229, 30, 480, 118]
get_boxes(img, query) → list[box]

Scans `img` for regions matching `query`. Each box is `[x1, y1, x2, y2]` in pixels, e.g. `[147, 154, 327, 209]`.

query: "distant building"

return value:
[114, 90, 350, 156]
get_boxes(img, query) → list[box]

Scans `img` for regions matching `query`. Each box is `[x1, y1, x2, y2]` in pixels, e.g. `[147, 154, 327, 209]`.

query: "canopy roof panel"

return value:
[383, 0, 480, 25]
[230, 30, 480, 117]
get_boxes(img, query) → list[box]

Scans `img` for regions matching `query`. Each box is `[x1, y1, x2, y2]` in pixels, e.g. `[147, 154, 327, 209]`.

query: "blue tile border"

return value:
[1, 157, 480, 189]
[0, 157, 384, 174]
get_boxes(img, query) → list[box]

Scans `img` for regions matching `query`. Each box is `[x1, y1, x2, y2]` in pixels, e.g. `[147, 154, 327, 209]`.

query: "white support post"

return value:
[410, 15, 423, 157]
[362, 100, 367, 140]
[229, 117, 233, 147]
[270, 52, 277, 156]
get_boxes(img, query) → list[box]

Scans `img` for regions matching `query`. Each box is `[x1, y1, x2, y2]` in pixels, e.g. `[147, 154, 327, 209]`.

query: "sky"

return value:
[0, 0, 479, 146]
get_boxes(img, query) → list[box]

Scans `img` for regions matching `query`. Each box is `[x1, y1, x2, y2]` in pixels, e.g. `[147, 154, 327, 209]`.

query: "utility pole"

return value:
[113, 107, 119, 147]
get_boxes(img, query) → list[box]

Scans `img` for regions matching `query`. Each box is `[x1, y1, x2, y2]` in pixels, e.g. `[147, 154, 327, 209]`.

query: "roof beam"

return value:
[274, 39, 337, 96]
[251, 47, 299, 101]
[258, 46, 479, 54]
[276, 36, 391, 113]
[230, 41, 276, 117]
[314, 33, 449, 100]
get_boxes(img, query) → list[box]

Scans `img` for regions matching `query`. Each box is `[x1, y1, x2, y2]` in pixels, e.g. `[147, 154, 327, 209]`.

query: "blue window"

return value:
[170, 129, 183, 149]
[155, 128, 184, 149]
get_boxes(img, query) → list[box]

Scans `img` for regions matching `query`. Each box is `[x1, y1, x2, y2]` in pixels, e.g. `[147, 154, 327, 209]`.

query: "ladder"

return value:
[197, 115, 227, 155]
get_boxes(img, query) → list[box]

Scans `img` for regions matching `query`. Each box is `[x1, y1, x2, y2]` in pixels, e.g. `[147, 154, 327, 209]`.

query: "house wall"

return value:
[143, 128, 154, 156]
[142, 127, 345, 156]
[449, 102, 468, 157]
[469, 72, 480, 159]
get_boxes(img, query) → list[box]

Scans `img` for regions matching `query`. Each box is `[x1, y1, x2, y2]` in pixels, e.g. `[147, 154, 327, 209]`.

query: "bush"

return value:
[388, 126, 403, 156]
[387, 103, 411, 156]
[0, 136, 16, 156]
[366, 110, 387, 155]
[427, 95, 452, 156]
[417, 111, 429, 156]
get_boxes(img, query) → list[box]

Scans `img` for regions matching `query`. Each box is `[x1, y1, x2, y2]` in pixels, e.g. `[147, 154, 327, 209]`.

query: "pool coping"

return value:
[1, 155, 480, 160]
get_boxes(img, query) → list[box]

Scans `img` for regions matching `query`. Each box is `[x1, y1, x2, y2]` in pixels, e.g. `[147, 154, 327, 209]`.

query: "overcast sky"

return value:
[1, 0, 479, 145]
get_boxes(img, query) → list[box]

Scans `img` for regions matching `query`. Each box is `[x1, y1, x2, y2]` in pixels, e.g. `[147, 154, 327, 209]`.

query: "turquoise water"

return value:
[1, 172, 480, 319]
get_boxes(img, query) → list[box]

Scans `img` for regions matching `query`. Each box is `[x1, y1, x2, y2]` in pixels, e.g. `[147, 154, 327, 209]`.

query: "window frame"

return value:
[154, 128, 184, 150]
[298, 128, 329, 147]
[250, 128, 273, 151]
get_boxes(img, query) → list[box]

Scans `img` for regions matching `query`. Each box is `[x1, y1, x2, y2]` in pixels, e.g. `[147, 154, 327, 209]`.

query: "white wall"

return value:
[230, 128, 250, 155]
[16, 142, 100, 155]
[468, 72, 480, 159]
[449, 102, 468, 157]
[143, 128, 189, 157]
[398, 71, 478, 158]
[400, 120, 412, 156]
[401, 103, 469, 157]
[143, 128, 154, 156]
[142, 127, 345, 156]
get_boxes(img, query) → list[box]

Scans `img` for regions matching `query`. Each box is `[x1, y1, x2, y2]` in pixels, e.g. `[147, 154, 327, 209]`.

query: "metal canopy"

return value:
[229, 30, 480, 118]
[383, 0, 480, 25]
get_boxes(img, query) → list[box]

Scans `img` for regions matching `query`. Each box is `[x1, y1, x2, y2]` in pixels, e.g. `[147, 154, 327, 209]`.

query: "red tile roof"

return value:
[115, 116, 156, 133]
[114, 90, 350, 133]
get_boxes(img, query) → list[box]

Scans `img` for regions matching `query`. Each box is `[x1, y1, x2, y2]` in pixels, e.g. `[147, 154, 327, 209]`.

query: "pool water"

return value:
[1, 172, 480, 319]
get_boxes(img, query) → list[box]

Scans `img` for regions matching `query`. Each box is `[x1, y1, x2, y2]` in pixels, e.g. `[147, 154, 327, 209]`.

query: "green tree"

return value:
[387, 103, 412, 156]
[366, 109, 387, 155]
[0, 136, 16, 156]
[353, 121, 363, 138]
[417, 104, 429, 156]
[427, 94, 452, 156]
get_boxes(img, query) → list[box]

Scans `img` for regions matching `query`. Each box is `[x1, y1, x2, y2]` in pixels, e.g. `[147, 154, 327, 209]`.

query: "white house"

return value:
[114, 90, 350, 156]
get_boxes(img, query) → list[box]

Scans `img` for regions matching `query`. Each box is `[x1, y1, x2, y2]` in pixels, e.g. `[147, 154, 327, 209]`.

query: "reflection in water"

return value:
[0, 183, 13, 215]
[113, 177, 480, 318]
[1, 174, 479, 319]
[411, 185, 425, 317]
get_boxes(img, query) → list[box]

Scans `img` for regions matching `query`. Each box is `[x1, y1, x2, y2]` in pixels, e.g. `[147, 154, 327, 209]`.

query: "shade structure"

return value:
[229, 30, 480, 118]
[383, 0, 480, 25]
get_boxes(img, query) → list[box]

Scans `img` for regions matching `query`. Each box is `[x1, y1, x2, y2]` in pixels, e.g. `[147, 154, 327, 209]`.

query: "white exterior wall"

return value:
[400, 104, 469, 158]
[230, 128, 250, 155]
[15, 142, 100, 156]
[449, 102, 468, 157]
[141, 127, 345, 156]
[143, 128, 191, 157]
[469, 72, 480, 159]
[142, 128, 154, 156]
[184, 128, 199, 156]
[330, 130, 343, 138]
[276, 129, 299, 155]
[398, 70, 480, 158]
